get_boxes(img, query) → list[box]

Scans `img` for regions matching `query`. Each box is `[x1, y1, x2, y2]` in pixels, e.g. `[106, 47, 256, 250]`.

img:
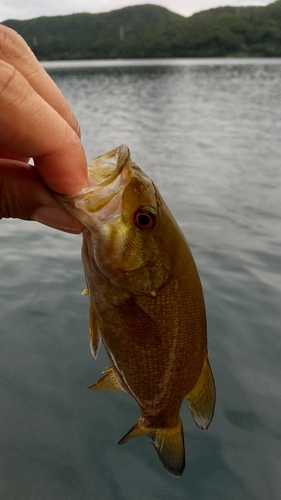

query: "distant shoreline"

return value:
[3, 2, 281, 60]
[41, 57, 281, 70]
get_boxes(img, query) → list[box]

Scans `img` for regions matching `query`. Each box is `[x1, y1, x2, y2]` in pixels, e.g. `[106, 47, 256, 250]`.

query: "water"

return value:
[1, 59, 280, 499]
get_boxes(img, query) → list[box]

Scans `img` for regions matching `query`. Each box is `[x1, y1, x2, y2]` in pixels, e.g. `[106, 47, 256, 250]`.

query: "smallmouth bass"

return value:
[59, 144, 215, 477]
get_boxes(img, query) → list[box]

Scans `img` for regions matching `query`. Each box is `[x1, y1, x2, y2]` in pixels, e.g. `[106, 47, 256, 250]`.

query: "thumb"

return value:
[0, 160, 83, 233]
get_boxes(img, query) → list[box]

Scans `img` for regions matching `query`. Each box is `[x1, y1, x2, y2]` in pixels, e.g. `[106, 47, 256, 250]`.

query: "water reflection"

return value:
[1, 60, 280, 499]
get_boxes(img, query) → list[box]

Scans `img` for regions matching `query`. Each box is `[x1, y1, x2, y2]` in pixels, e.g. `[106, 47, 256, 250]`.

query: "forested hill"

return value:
[2, 1, 281, 59]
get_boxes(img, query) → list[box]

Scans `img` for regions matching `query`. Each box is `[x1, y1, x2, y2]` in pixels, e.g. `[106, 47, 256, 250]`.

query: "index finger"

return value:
[0, 60, 89, 195]
[0, 25, 80, 136]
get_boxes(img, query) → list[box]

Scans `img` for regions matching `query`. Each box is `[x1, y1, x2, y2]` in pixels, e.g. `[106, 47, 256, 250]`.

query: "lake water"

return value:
[0, 58, 280, 499]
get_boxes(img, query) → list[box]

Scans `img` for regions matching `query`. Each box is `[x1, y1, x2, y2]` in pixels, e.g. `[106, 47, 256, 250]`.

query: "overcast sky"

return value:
[0, 0, 274, 23]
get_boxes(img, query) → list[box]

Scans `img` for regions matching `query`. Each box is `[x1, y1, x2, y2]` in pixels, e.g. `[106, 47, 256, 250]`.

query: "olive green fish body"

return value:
[59, 145, 215, 477]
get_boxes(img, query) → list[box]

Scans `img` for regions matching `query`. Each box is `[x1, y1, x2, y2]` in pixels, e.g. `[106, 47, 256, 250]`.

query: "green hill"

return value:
[1, 5, 181, 60]
[2, 1, 281, 59]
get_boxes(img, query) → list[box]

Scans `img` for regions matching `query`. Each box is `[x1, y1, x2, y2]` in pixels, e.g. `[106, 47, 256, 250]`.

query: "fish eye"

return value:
[134, 209, 157, 230]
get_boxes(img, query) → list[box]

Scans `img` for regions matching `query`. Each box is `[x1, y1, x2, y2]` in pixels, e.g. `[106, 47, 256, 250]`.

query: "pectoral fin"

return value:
[88, 366, 126, 392]
[130, 298, 162, 346]
[89, 302, 101, 358]
[118, 418, 185, 477]
[186, 353, 216, 430]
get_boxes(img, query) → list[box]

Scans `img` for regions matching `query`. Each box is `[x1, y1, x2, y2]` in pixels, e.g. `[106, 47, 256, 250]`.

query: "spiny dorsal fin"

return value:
[186, 353, 216, 430]
[118, 419, 185, 477]
[88, 366, 126, 392]
[89, 302, 101, 358]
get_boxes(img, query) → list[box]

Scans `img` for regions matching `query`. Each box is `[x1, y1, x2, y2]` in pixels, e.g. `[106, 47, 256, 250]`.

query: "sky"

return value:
[0, 0, 274, 23]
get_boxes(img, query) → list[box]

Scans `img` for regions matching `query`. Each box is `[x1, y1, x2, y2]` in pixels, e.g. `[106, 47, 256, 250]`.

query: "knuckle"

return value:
[0, 25, 29, 62]
[0, 61, 17, 100]
[0, 61, 31, 115]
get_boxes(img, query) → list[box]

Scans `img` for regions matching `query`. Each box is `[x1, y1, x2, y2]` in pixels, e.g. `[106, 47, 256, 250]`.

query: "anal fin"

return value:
[88, 366, 126, 392]
[186, 353, 216, 430]
[118, 421, 148, 444]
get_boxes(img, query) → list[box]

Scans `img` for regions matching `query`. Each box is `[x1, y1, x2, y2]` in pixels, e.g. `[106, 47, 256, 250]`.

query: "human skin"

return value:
[0, 25, 89, 233]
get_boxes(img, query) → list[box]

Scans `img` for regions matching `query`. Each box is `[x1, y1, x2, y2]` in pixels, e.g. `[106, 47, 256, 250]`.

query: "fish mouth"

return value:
[87, 144, 129, 191]
[59, 144, 132, 222]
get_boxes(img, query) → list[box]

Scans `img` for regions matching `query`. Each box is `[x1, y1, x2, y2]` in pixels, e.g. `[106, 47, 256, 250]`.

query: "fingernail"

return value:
[33, 206, 83, 234]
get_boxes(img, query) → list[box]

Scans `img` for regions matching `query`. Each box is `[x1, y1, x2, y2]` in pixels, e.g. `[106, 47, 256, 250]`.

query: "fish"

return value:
[58, 144, 215, 477]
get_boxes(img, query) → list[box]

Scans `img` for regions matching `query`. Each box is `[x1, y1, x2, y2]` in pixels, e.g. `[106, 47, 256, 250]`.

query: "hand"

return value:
[0, 26, 89, 233]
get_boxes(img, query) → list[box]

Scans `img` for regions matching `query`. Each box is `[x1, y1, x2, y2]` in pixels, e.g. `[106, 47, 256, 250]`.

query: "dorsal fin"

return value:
[89, 302, 101, 358]
[88, 366, 126, 392]
[118, 418, 185, 477]
[186, 353, 216, 430]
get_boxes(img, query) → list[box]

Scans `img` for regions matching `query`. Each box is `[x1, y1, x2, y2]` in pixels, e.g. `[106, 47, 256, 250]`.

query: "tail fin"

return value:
[118, 418, 185, 477]
[151, 420, 185, 477]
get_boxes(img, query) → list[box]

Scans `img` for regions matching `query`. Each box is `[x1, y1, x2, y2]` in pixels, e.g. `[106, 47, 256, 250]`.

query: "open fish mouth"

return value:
[87, 144, 130, 188]
[62, 144, 132, 216]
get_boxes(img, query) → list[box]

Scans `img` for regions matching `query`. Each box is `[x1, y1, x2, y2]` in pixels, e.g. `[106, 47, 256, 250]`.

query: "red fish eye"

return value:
[134, 210, 157, 230]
